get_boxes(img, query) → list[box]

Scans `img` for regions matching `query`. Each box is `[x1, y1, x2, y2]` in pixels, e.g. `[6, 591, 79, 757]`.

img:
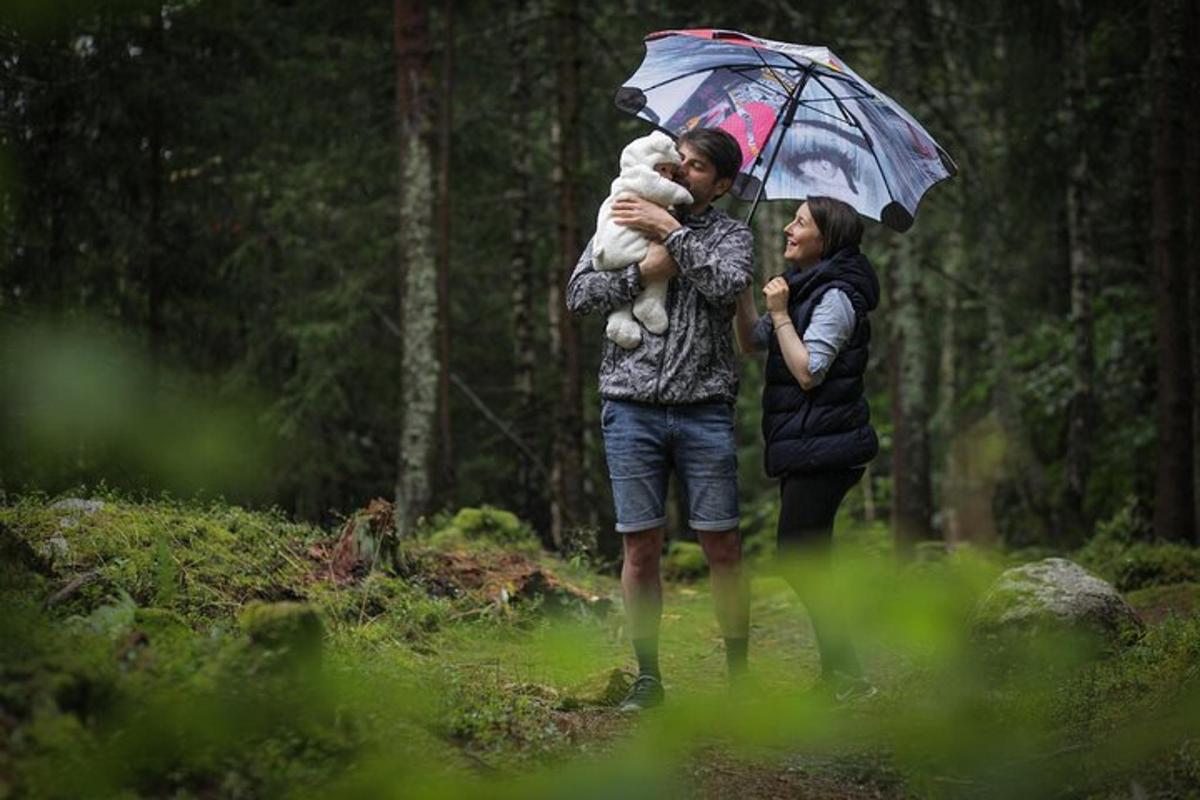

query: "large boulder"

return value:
[972, 557, 1144, 654]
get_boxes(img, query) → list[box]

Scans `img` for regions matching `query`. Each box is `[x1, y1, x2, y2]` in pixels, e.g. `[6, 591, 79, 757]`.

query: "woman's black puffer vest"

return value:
[762, 246, 881, 477]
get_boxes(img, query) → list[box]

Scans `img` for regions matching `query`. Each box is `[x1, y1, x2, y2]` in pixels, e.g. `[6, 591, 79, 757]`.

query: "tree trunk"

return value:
[548, 0, 583, 551]
[508, 0, 537, 525]
[756, 201, 786, 283]
[1150, 0, 1194, 542]
[144, 9, 166, 381]
[1186, 0, 1200, 541]
[934, 221, 961, 543]
[434, 0, 455, 507]
[393, 0, 439, 544]
[888, 230, 934, 557]
[885, 2, 935, 558]
[1060, 0, 1097, 544]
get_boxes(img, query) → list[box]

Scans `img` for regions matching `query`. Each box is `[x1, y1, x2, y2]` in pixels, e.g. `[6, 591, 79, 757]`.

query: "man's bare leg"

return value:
[619, 526, 667, 710]
[698, 528, 750, 677]
[623, 526, 666, 660]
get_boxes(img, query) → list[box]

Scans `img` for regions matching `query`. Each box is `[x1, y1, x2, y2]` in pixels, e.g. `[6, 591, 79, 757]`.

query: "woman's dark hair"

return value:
[806, 196, 864, 259]
[678, 128, 743, 183]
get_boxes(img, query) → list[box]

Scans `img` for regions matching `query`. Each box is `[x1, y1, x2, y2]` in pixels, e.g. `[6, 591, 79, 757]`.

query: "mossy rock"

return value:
[428, 506, 537, 550]
[662, 540, 707, 582]
[972, 558, 1145, 659]
[238, 601, 323, 664]
[558, 668, 633, 710]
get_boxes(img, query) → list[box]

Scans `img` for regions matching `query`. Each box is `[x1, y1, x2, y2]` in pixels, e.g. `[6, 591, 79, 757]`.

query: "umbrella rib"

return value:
[811, 72, 901, 207]
[740, 47, 806, 102]
[636, 62, 801, 95]
[794, 101, 858, 127]
[725, 65, 801, 102]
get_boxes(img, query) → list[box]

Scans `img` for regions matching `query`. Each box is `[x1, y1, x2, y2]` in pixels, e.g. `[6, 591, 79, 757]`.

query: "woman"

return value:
[734, 196, 880, 701]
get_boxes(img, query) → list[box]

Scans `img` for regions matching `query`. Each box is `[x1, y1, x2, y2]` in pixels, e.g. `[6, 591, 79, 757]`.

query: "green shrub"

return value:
[1074, 496, 1200, 591]
[662, 540, 707, 582]
[1105, 543, 1200, 591]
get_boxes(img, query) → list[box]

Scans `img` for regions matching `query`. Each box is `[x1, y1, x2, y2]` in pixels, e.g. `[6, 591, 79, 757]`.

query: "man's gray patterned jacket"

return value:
[566, 206, 754, 405]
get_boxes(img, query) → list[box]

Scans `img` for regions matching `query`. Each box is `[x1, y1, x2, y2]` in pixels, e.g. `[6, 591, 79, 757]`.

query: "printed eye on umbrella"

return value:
[615, 28, 958, 231]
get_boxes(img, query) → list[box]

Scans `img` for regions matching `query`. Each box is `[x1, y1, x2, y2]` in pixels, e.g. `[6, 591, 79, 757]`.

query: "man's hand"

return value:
[763, 276, 790, 314]
[611, 196, 683, 241]
[638, 242, 678, 283]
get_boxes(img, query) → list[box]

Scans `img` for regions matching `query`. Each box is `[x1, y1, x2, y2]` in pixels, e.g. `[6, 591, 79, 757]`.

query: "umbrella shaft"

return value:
[747, 68, 811, 224]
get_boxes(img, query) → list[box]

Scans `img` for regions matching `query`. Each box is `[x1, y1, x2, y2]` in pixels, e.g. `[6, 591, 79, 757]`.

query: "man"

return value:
[566, 128, 753, 711]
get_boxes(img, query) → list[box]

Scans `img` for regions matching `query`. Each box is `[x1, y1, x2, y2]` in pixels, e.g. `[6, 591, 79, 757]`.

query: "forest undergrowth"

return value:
[2, 492, 1198, 799]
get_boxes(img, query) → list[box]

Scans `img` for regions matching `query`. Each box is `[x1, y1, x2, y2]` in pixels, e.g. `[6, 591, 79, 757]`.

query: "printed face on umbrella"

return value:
[660, 67, 869, 206]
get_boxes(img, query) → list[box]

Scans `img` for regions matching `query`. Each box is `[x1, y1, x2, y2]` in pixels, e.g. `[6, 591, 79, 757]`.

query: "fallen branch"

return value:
[45, 569, 100, 609]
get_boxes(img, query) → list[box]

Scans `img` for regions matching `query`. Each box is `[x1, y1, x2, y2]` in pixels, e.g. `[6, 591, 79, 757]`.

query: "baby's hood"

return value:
[619, 130, 681, 171]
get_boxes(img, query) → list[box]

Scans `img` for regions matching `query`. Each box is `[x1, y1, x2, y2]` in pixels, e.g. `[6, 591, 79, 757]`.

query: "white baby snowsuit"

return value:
[593, 130, 693, 349]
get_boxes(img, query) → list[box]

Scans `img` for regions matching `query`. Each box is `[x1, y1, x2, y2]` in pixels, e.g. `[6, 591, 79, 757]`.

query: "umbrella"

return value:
[615, 28, 957, 231]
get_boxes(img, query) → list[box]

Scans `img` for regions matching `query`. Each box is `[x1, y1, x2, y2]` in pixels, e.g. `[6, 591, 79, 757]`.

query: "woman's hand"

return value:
[763, 276, 790, 314]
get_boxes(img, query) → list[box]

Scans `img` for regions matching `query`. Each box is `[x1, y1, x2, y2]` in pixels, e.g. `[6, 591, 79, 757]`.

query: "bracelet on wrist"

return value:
[774, 320, 794, 332]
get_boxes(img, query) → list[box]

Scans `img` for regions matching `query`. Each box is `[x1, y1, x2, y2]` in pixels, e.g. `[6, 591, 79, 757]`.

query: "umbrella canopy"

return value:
[615, 29, 957, 231]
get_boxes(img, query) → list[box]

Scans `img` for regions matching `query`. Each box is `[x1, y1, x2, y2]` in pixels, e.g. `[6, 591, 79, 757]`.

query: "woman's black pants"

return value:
[777, 467, 865, 679]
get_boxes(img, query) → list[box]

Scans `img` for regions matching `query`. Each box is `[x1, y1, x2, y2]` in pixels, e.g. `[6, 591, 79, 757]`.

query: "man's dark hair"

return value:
[678, 127, 743, 183]
[806, 196, 864, 259]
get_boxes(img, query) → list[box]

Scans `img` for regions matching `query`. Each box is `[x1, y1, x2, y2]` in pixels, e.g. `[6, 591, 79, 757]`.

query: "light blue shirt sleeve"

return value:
[803, 289, 856, 386]
[751, 312, 772, 351]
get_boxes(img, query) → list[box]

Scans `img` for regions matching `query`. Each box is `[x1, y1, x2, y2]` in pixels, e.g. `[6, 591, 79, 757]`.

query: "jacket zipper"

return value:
[652, 279, 673, 403]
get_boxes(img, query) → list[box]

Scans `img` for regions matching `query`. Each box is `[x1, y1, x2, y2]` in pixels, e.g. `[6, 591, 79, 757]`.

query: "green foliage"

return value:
[1076, 498, 1200, 590]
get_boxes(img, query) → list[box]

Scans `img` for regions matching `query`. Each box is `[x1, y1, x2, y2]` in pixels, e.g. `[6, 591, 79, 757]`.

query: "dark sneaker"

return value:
[806, 672, 878, 705]
[835, 681, 883, 705]
[618, 674, 665, 712]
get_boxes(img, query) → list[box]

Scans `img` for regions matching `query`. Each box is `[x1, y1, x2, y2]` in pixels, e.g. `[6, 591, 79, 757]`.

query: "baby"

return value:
[593, 130, 693, 349]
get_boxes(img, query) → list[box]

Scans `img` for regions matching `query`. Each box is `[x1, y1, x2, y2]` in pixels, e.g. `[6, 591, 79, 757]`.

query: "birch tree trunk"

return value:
[1150, 0, 1194, 542]
[548, 0, 583, 551]
[1059, 0, 1097, 544]
[394, 0, 439, 543]
[434, 0, 455, 506]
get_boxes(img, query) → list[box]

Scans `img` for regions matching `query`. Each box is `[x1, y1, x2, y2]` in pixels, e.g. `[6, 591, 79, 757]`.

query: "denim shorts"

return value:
[600, 399, 740, 534]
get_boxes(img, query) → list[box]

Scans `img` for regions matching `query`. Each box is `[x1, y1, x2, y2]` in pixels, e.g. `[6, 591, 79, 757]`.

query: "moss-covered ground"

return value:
[1, 494, 1198, 798]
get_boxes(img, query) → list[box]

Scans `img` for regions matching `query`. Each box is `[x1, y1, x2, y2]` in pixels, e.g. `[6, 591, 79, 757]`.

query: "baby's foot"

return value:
[633, 296, 668, 335]
[607, 316, 642, 349]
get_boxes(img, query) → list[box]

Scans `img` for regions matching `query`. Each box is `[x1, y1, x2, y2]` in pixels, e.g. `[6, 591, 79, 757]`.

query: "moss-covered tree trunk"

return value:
[394, 0, 438, 545]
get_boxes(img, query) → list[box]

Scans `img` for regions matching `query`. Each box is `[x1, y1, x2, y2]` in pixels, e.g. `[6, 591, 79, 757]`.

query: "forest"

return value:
[2, 0, 1199, 797]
